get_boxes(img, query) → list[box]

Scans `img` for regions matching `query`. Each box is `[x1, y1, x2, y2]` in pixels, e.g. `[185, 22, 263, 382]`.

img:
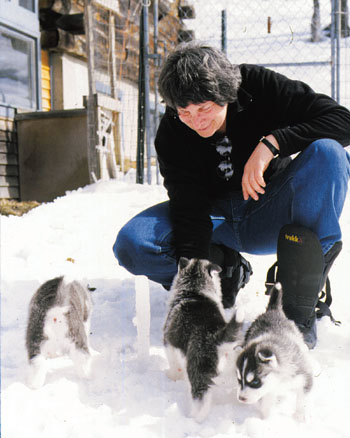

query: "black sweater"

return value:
[155, 64, 350, 261]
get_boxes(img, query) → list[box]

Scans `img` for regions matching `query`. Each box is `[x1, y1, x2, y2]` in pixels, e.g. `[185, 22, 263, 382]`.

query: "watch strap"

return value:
[260, 136, 279, 156]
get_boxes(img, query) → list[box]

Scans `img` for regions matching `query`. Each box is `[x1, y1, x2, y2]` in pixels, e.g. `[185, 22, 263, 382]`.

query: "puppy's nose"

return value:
[238, 395, 248, 403]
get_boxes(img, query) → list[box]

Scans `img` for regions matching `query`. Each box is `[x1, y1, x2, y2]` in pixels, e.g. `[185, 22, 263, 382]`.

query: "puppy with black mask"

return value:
[236, 283, 313, 421]
[164, 257, 244, 422]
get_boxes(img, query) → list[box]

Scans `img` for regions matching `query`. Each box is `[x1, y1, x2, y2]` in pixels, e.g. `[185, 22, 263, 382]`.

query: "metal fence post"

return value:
[331, 0, 342, 103]
[331, 0, 336, 100]
[137, 7, 145, 184]
[143, 2, 152, 185]
[137, 1, 152, 185]
[336, 0, 341, 103]
[153, 0, 161, 185]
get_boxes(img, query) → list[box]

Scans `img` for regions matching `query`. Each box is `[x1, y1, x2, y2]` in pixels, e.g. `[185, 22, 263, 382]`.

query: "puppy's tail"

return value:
[267, 282, 283, 311]
[222, 307, 244, 343]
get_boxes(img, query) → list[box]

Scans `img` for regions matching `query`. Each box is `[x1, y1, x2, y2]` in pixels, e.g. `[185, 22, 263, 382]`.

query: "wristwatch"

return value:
[260, 136, 279, 157]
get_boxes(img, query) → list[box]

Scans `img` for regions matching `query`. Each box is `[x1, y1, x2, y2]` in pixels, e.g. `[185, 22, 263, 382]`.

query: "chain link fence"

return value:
[86, 0, 350, 183]
[180, 0, 349, 105]
[87, 0, 175, 181]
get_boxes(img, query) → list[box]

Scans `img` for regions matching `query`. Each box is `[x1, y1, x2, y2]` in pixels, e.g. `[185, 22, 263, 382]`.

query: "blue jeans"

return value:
[114, 140, 350, 288]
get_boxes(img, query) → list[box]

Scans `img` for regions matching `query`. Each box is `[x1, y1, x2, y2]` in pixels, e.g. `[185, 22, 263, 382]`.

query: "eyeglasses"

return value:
[214, 136, 234, 181]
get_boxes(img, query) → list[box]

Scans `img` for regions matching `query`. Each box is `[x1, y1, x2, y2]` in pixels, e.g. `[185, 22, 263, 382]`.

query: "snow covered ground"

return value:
[1, 171, 350, 438]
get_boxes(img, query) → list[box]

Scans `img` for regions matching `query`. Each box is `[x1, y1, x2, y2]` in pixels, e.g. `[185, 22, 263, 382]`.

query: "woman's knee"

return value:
[113, 221, 139, 273]
[309, 139, 348, 165]
[112, 201, 173, 276]
[300, 139, 350, 180]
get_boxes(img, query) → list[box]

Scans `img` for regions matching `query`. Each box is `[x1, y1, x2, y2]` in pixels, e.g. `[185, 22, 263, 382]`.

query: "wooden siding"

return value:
[41, 50, 52, 111]
[0, 118, 19, 199]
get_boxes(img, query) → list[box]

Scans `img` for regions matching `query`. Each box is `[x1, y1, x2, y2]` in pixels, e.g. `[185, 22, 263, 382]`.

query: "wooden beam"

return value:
[109, 13, 118, 99]
[84, 0, 99, 181]
[96, 93, 122, 112]
[94, 0, 120, 14]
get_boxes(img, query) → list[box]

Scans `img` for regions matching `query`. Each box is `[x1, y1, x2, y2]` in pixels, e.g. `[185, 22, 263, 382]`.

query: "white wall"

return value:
[62, 54, 89, 109]
[51, 52, 142, 163]
[51, 52, 89, 110]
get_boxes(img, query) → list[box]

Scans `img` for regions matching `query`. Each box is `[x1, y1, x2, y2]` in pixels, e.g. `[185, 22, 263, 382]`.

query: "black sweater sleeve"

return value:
[241, 65, 350, 157]
[155, 111, 213, 260]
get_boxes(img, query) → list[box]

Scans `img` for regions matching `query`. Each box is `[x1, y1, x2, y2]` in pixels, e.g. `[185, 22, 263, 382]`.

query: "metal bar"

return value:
[143, 2, 152, 185]
[35, 33, 42, 110]
[331, 0, 336, 100]
[260, 61, 332, 68]
[136, 7, 145, 184]
[153, 0, 161, 185]
[335, 0, 341, 103]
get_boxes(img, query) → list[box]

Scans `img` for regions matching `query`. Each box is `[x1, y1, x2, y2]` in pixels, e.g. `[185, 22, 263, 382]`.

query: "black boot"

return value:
[265, 224, 342, 349]
[209, 244, 253, 308]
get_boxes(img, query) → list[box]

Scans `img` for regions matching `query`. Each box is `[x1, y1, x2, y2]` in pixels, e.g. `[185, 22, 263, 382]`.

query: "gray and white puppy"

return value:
[26, 276, 94, 389]
[236, 283, 313, 420]
[164, 257, 244, 422]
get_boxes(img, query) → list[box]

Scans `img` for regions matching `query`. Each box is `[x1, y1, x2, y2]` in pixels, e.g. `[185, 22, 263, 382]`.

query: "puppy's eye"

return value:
[249, 377, 261, 388]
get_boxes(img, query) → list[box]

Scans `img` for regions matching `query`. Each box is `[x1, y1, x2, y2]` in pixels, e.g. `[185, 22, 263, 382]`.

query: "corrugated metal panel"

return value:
[41, 50, 51, 111]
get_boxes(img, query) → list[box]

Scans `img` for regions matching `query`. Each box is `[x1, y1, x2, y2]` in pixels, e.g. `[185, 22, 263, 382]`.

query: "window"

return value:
[0, 26, 37, 109]
[0, 0, 40, 111]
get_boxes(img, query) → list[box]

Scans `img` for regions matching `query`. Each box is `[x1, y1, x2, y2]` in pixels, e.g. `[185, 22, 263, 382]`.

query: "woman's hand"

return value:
[242, 135, 280, 201]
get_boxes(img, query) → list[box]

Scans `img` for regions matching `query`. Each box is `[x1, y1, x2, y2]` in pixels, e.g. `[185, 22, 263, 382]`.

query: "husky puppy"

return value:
[163, 257, 244, 422]
[236, 283, 313, 420]
[26, 276, 94, 389]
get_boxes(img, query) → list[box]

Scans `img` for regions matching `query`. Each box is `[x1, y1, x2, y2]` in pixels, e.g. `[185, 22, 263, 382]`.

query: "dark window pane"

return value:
[0, 28, 37, 110]
[19, 0, 35, 12]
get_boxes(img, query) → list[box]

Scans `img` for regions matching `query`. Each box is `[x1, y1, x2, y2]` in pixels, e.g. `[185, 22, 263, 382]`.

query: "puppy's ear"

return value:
[208, 262, 222, 276]
[178, 257, 190, 270]
[257, 348, 277, 367]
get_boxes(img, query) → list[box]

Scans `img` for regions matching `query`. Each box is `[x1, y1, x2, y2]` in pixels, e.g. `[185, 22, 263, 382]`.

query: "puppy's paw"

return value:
[165, 366, 185, 381]
[71, 349, 92, 379]
[189, 391, 212, 423]
[293, 408, 306, 423]
[27, 356, 47, 389]
[89, 348, 100, 357]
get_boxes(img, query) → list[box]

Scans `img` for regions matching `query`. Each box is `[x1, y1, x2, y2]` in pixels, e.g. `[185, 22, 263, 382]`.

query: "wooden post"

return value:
[84, 0, 99, 181]
[267, 16, 272, 34]
[109, 12, 118, 99]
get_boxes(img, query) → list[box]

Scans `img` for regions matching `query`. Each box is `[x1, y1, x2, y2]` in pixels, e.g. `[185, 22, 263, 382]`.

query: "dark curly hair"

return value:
[158, 41, 242, 110]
